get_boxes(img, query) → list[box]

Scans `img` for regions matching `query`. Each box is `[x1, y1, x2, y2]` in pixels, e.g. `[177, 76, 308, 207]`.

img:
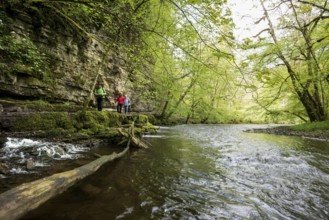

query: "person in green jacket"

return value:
[94, 82, 106, 111]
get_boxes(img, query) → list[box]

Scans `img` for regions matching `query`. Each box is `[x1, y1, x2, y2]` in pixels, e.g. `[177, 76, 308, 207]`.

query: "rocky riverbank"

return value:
[0, 101, 158, 193]
[245, 125, 329, 142]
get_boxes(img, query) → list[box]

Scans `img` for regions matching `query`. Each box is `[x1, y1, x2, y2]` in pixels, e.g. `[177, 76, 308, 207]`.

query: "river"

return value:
[21, 124, 329, 219]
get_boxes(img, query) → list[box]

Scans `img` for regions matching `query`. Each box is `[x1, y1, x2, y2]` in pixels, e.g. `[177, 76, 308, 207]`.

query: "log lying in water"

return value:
[117, 124, 149, 149]
[0, 144, 129, 220]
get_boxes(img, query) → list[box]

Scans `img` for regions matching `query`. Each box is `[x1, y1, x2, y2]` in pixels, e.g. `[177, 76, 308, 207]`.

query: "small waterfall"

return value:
[1, 137, 90, 174]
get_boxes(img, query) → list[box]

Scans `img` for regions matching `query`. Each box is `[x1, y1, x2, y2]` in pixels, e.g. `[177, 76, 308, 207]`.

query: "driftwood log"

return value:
[117, 123, 149, 149]
[0, 139, 132, 220]
[0, 122, 151, 220]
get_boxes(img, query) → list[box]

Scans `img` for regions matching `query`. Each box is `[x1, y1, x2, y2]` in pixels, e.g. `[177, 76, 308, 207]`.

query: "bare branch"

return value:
[297, 0, 329, 13]
[253, 28, 270, 38]
[167, 0, 233, 58]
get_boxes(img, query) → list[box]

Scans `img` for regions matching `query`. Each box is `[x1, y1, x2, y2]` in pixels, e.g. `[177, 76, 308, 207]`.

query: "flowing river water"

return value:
[20, 124, 329, 219]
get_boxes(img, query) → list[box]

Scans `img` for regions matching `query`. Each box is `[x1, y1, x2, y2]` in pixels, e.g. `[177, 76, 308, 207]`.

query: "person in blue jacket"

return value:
[124, 95, 131, 114]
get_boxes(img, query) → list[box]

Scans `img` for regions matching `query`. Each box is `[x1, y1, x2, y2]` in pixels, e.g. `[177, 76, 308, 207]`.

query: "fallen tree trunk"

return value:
[0, 143, 130, 220]
[117, 122, 149, 149]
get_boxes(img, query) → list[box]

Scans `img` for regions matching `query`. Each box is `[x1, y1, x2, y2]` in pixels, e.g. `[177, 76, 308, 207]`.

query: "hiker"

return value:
[116, 93, 125, 113]
[124, 95, 131, 114]
[94, 82, 106, 111]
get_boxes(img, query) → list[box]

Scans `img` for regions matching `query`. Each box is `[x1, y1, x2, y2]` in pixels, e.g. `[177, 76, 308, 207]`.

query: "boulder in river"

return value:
[26, 158, 34, 170]
[0, 162, 10, 175]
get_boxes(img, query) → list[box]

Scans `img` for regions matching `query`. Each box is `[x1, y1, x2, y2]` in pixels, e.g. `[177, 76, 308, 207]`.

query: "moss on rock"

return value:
[12, 112, 75, 132]
[6, 110, 154, 141]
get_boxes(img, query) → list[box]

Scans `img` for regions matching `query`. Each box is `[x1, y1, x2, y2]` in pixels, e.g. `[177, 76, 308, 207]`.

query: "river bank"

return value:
[245, 122, 329, 142]
[0, 100, 158, 193]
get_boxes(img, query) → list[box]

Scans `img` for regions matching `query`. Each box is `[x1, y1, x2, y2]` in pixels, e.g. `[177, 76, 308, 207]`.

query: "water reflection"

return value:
[22, 124, 329, 219]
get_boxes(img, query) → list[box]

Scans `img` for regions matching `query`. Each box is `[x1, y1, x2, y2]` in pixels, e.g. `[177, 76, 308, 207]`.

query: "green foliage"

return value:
[25, 99, 54, 111]
[238, 0, 329, 122]
[6, 0, 321, 124]
[74, 111, 109, 133]
[291, 120, 329, 132]
[12, 112, 74, 132]
[131, 114, 149, 124]
[125, 0, 237, 123]
[18, 100, 83, 112]
[2, 0, 240, 124]
[0, 12, 49, 78]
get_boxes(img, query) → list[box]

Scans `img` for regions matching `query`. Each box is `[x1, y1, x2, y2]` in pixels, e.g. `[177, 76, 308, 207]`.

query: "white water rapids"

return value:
[0, 137, 90, 174]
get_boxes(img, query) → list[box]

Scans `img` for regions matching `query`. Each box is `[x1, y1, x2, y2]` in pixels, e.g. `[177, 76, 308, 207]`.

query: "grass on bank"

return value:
[290, 120, 329, 132]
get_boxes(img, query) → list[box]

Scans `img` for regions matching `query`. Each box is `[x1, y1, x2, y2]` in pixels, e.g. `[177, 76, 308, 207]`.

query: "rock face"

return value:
[0, 8, 139, 110]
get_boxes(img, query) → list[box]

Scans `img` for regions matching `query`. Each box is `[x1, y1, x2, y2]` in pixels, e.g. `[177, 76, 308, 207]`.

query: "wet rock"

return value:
[29, 151, 39, 156]
[5, 106, 23, 112]
[54, 146, 66, 156]
[53, 153, 62, 159]
[16, 158, 27, 165]
[26, 158, 34, 170]
[93, 153, 102, 158]
[39, 151, 53, 159]
[0, 137, 6, 148]
[19, 146, 36, 157]
[0, 162, 10, 175]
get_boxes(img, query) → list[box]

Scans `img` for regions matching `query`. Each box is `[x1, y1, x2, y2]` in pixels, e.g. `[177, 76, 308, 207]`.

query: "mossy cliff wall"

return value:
[0, 4, 149, 111]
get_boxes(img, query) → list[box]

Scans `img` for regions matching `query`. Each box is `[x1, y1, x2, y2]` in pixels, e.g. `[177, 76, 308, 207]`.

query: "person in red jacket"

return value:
[116, 93, 125, 113]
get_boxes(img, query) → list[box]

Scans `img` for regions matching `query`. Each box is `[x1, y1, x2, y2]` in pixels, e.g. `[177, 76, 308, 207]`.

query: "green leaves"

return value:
[236, 0, 329, 122]
[0, 17, 49, 78]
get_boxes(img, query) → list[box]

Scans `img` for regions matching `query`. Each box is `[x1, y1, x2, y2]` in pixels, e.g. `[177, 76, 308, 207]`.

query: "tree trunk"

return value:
[260, 0, 327, 122]
[117, 127, 149, 148]
[166, 78, 197, 119]
[299, 91, 326, 122]
[185, 113, 190, 124]
[0, 145, 130, 220]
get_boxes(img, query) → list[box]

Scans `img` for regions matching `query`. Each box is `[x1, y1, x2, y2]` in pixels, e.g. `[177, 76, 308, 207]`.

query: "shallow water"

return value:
[21, 124, 329, 219]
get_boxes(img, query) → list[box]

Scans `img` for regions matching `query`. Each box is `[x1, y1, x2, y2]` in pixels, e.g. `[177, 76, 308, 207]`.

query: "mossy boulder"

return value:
[4, 110, 155, 141]
[12, 112, 75, 132]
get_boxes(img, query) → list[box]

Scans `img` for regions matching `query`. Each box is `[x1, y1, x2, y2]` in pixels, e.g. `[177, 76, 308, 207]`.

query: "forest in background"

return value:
[1, 0, 329, 124]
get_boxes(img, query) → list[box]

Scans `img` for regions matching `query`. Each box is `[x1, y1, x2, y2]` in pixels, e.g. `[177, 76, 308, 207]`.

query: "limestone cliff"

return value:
[0, 3, 151, 111]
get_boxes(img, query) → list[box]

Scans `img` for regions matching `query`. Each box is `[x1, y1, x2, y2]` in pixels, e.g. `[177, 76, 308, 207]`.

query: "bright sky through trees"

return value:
[2, 0, 327, 123]
[227, 0, 267, 40]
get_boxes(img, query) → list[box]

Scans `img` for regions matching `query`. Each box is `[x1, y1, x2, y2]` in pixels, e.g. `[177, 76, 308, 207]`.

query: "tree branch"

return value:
[297, 0, 329, 13]
[167, 0, 233, 58]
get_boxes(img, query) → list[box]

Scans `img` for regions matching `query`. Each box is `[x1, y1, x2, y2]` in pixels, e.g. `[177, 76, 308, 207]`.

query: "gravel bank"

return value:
[245, 125, 329, 142]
